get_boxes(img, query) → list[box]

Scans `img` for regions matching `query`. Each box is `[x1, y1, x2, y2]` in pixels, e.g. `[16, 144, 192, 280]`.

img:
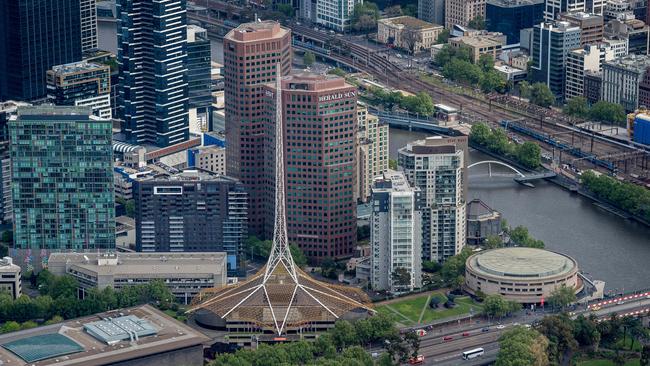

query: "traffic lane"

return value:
[418, 331, 502, 357]
[575, 299, 650, 318]
[426, 344, 499, 366]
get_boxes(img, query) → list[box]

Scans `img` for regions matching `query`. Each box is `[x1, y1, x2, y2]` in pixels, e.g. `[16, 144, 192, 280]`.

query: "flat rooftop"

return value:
[379, 16, 442, 29]
[468, 247, 578, 278]
[373, 170, 415, 192]
[0, 305, 209, 366]
[48, 252, 227, 277]
[49, 61, 109, 75]
[225, 20, 289, 42]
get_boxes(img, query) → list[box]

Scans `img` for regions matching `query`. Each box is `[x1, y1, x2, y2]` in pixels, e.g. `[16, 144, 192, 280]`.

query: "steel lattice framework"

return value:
[188, 66, 373, 335]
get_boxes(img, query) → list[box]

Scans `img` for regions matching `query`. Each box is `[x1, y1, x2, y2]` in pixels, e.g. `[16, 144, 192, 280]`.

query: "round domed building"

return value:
[464, 247, 583, 304]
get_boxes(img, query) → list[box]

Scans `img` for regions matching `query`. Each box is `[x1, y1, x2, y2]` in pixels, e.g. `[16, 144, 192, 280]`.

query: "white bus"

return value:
[462, 348, 485, 360]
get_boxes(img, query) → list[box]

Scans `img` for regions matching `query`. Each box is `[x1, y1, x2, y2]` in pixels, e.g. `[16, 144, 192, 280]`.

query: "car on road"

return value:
[496, 325, 506, 329]
[591, 306, 601, 311]
[443, 336, 454, 341]
[408, 355, 425, 364]
[416, 329, 427, 337]
[617, 301, 625, 305]
[462, 332, 471, 337]
[481, 328, 490, 332]
[513, 322, 520, 326]
[524, 324, 532, 329]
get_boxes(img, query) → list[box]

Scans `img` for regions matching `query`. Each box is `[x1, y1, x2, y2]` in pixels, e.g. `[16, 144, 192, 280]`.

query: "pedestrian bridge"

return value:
[468, 160, 557, 185]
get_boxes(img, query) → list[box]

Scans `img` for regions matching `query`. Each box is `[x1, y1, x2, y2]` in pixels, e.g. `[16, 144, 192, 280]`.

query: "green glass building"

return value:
[9, 106, 115, 268]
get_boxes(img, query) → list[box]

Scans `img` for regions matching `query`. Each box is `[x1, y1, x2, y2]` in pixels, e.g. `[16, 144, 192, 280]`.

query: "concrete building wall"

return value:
[445, 0, 486, 29]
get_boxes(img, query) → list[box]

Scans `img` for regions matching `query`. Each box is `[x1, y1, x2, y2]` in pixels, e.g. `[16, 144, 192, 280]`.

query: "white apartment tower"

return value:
[370, 170, 423, 293]
[565, 43, 615, 100]
[356, 104, 389, 203]
[316, 0, 363, 31]
[398, 136, 468, 263]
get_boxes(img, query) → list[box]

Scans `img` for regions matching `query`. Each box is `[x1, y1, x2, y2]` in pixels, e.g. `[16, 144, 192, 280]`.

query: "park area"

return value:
[375, 292, 483, 327]
[577, 360, 640, 366]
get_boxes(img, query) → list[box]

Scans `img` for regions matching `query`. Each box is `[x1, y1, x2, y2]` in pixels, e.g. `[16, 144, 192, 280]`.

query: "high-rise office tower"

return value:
[117, 0, 189, 147]
[356, 104, 389, 203]
[47, 61, 112, 119]
[187, 25, 212, 134]
[223, 21, 291, 237]
[133, 170, 248, 276]
[81, 0, 99, 52]
[398, 136, 468, 263]
[486, 0, 544, 44]
[419, 0, 446, 26]
[0, 0, 82, 101]
[445, 0, 486, 29]
[9, 106, 115, 269]
[370, 170, 423, 293]
[543, 0, 585, 21]
[316, 0, 363, 31]
[263, 74, 358, 262]
[531, 21, 582, 102]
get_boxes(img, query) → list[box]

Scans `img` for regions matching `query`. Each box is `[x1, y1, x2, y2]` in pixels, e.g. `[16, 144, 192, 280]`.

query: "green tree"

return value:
[477, 54, 495, 73]
[641, 344, 650, 366]
[497, 327, 549, 366]
[391, 267, 412, 289]
[519, 81, 531, 99]
[436, 29, 450, 44]
[331, 320, 358, 350]
[480, 70, 505, 93]
[442, 58, 482, 85]
[483, 294, 510, 318]
[564, 96, 590, 118]
[589, 101, 626, 125]
[470, 122, 492, 146]
[328, 68, 347, 77]
[548, 284, 577, 309]
[125, 200, 135, 217]
[21, 320, 37, 330]
[422, 260, 441, 273]
[303, 51, 316, 66]
[1, 321, 20, 333]
[529, 82, 555, 107]
[276, 3, 294, 17]
[573, 315, 601, 349]
[537, 314, 578, 363]
[290, 244, 308, 267]
[44, 315, 64, 325]
[351, 2, 380, 32]
[468, 15, 486, 30]
[485, 235, 504, 249]
[0, 230, 12, 244]
[515, 141, 541, 169]
[389, 159, 398, 169]
[383, 5, 402, 17]
[403, 330, 421, 358]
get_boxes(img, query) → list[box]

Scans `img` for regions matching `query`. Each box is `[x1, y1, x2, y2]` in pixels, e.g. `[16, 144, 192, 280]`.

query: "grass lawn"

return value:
[613, 337, 643, 351]
[376, 293, 483, 326]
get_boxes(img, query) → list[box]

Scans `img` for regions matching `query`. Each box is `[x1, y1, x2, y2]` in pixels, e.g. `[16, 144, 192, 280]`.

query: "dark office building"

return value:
[0, 0, 82, 101]
[486, 0, 544, 44]
[133, 170, 248, 275]
[187, 25, 212, 132]
[117, 0, 189, 147]
[583, 71, 602, 105]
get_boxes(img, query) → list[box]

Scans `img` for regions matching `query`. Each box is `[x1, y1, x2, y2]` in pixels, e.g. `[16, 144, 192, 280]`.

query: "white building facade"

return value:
[370, 171, 422, 293]
[316, 0, 363, 31]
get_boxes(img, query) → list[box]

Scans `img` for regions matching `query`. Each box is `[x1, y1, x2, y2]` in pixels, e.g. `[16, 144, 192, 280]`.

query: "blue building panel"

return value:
[634, 116, 650, 145]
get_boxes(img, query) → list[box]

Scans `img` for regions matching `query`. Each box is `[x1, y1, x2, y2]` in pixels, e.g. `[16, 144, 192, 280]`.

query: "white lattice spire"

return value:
[263, 64, 297, 284]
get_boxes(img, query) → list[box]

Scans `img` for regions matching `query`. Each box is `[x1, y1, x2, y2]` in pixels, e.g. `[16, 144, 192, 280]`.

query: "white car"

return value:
[496, 325, 506, 330]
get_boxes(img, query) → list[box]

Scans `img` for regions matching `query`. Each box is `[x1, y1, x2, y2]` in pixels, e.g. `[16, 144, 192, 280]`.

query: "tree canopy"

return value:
[581, 170, 650, 221]
[351, 3, 380, 32]
[497, 327, 550, 366]
[469, 123, 541, 169]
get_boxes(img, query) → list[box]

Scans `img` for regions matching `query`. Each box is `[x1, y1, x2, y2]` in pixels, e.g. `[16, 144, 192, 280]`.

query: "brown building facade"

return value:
[559, 12, 604, 46]
[223, 21, 292, 237]
[263, 74, 358, 262]
[445, 0, 486, 29]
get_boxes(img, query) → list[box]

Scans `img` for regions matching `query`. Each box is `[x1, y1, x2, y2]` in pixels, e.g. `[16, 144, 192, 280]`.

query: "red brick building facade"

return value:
[264, 75, 358, 262]
[223, 21, 292, 237]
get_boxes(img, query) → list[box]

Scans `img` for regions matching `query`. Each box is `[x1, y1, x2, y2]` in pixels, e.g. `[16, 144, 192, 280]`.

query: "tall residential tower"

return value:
[117, 0, 189, 147]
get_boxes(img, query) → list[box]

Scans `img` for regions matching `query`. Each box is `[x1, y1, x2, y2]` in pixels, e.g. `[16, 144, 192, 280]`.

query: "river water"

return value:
[391, 128, 650, 293]
[99, 20, 650, 293]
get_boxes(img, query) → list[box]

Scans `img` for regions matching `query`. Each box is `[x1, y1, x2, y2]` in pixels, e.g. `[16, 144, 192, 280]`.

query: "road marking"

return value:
[418, 294, 431, 324]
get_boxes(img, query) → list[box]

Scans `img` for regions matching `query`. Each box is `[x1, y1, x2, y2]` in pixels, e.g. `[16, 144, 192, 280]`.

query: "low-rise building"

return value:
[0, 305, 208, 366]
[377, 16, 443, 52]
[494, 64, 527, 82]
[370, 170, 423, 293]
[466, 199, 501, 245]
[604, 0, 630, 21]
[559, 12, 604, 46]
[188, 145, 226, 175]
[47, 252, 228, 305]
[465, 248, 583, 304]
[565, 43, 615, 101]
[584, 70, 603, 104]
[602, 36, 630, 58]
[605, 17, 650, 55]
[0, 257, 21, 299]
[46, 61, 112, 119]
[602, 54, 650, 112]
[448, 32, 507, 62]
